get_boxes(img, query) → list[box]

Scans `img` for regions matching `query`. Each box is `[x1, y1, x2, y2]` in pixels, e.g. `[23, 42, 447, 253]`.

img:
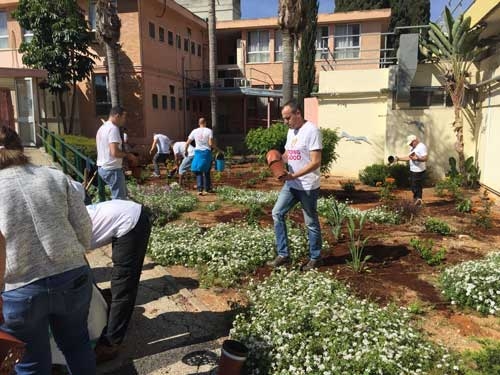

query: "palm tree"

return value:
[208, 0, 217, 135]
[278, 0, 306, 103]
[420, 7, 487, 175]
[96, 0, 121, 107]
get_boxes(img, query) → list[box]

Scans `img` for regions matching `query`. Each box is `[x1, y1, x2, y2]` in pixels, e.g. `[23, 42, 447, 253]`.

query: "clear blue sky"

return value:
[241, 0, 474, 22]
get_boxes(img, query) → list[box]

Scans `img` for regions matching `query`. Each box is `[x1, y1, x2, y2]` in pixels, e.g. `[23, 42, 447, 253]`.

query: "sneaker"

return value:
[151, 173, 160, 178]
[300, 258, 323, 271]
[197, 191, 204, 196]
[414, 198, 423, 206]
[267, 255, 291, 268]
[95, 341, 119, 364]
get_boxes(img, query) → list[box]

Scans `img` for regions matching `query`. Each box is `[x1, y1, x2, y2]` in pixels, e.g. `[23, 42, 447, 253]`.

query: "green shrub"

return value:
[425, 217, 451, 235]
[456, 198, 472, 213]
[463, 340, 500, 375]
[244, 123, 339, 173]
[439, 252, 500, 315]
[61, 135, 97, 160]
[409, 237, 446, 266]
[359, 164, 389, 186]
[435, 176, 463, 200]
[387, 163, 410, 188]
[341, 180, 356, 193]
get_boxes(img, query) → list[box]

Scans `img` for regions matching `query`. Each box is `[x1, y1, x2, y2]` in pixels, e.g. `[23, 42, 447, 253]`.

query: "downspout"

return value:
[138, 0, 145, 142]
[182, 56, 187, 138]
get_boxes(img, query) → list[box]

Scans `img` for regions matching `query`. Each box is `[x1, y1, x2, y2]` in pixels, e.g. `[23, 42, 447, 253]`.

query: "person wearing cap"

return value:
[84, 199, 152, 362]
[395, 135, 428, 205]
[0, 126, 96, 374]
[149, 133, 172, 178]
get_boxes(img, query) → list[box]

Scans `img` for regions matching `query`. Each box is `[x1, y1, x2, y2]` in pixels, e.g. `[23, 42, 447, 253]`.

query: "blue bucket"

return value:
[215, 159, 225, 172]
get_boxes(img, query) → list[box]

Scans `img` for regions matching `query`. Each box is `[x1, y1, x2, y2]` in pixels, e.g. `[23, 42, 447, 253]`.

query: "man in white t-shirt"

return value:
[86, 199, 152, 363]
[171, 141, 194, 186]
[395, 134, 428, 205]
[269, 99, 323, 271]
[185, 118, 213, 195]
[96, 107, 136, 199]
[149, 133, 172, 177]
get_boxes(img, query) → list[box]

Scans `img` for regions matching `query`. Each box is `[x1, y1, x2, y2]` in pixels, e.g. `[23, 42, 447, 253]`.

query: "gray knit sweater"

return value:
[0, 164, 91, 291]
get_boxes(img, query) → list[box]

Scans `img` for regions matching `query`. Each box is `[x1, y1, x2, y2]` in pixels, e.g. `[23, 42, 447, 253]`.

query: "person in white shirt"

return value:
[96, 106, 136, 199]
[149, 133, 172, 178]
[171, 141, 194, 186]
[395, 135, 428, 205]
[269, 99, 323, 272]
[185, 118, 213, 195]
[85, 199, 152, 363]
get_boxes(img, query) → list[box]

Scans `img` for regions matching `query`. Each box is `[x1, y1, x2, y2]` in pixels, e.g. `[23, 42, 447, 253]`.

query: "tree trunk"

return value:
[208, 0, 217, 136]
[453, 113, 466, 176]
[282, 28, 294, 103]
[106, 42, 120, 107]
[68, 80, 77, 134]
[57, 91, 67, 134]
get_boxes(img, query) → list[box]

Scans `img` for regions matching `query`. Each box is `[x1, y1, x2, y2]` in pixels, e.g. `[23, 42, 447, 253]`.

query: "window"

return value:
[316, 26, 329, 60]
[88, 1, 97, 31]
[176, 34, 181, 49]
[184, 38, 189, 52]
[149, 22, 155, 39]
[191, 41, 195, 55]
[162, 95, 167, 109]
[247, 30, 269, 63]
[193, 100, 197, 112]
[0, 11, 8, 49]
[186, 99, 190, 111]
[274, 30, 282, 62]
[334, 23, 360, 60]
[168, 31, 173, 45]
[22, 29, 33, 43]
[169, 85, 175, 94]
[170, 96, 176, 110]
[179, 98, 183, 110]
[197, 44, 201, 57]
[159, 27, 165, 42]
[410, 87, 453, 108]
[152, 94, 158, 109]
[94, 74, 111, 116]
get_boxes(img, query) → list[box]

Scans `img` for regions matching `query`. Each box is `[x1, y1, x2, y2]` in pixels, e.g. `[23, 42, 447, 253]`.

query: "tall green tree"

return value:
[278, 0, 306, 103]
[13, 0, 95, 134]
[389, 0, 430, 31]
[420, 7, 487, 175]
[96, 0, 121, 108]
[334, 0, 389, 12]
[298, 0, 319, 110]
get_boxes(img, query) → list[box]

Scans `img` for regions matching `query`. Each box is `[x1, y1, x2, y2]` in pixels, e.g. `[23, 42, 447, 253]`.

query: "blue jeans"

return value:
[1, 266, 96, 375]
[152, 153, 168, 175]
[178, 155, 194, 175]
[98, 167, 127, 200]
[272, 185, 322, 260]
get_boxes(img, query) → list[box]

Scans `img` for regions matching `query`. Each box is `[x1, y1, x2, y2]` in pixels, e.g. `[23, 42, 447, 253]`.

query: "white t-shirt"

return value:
[409, 142, 427, 172]
[173, 141, 194, 157]
[86, 200, 142, 249]
[154, 134, 172, 154]
[285, 121, 322, 191]
[188, 127, 213, 151]
[96, 121, 123, 169]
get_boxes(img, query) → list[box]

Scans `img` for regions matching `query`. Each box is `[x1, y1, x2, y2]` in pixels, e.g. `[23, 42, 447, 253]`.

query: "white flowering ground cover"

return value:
[148, 222, 317, 287]
[231, 270, 462, 375]
[439, 252, 500, 316]
[215, 186, 279, 206]
[128, 183, 198, 225]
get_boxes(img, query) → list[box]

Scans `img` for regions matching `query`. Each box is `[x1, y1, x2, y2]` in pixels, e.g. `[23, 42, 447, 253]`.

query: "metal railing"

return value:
[37, 125, 106, 202]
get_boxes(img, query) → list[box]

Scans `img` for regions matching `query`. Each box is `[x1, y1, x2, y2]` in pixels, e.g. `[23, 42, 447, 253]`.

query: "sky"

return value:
[241, 0, 474, 22]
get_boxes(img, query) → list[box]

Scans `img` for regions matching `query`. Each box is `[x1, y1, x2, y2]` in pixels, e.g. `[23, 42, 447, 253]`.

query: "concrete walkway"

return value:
[26, 148, 231, 374]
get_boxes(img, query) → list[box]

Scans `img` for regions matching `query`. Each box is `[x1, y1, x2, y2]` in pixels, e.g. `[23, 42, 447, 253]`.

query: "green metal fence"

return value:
[37, 125, 106, 202]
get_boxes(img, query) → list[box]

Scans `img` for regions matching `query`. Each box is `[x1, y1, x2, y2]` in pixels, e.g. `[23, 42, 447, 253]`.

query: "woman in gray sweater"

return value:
[0, 126, 96, 375]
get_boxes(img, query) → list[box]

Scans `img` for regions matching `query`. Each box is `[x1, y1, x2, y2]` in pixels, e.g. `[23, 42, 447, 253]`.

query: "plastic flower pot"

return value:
[215, 159, 225, 172]
[0, 330, 26, 375]
[266, 149, 286, 179]
[217, 339, 248, 375]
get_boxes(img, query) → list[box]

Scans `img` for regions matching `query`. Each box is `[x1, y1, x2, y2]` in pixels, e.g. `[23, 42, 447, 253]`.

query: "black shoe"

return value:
[267, 255, 291, 268]
[300, 258, 323, 271]
[95, 341, 119, 364]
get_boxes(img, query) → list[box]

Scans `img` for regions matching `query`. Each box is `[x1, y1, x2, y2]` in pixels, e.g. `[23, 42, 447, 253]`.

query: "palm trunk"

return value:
[282, 28, 294, 103]
[208, 0, 217, 136]
[106, 43, 120, 107]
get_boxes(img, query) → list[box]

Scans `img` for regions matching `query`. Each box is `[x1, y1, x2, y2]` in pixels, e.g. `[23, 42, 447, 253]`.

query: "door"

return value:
[15, 78, 36, 146]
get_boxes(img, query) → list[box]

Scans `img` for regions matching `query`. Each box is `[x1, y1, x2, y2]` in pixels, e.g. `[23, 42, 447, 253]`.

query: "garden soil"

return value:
[146, 161, 500, 354]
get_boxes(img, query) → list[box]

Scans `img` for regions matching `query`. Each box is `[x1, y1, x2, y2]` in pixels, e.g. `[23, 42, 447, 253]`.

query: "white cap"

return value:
[407, 135, 417, 145]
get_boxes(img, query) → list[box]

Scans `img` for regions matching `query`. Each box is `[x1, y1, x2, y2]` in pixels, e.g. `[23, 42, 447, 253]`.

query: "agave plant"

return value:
[420, 7, 488, 175]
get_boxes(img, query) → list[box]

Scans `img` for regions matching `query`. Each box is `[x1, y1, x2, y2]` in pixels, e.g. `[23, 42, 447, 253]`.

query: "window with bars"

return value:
[176, 34, 181, 49]
[170, 96, 176, 110]
[197, 44, 201, 57]
[152, 94, 158, 109]
[159, 27, 165, 42]
[316, 26, 329, 60]
[247, 30, 269, 63]
[149, 22, 155, 39]
[274, 30, 282, 62]
[162, 95, 167, 109]
[334, 23, 360, 60]
[0, 12, 8, 49]
[168, 31, 173, 45]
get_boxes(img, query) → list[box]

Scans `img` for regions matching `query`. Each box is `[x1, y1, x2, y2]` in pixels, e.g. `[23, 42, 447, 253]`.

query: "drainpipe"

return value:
[267, 97, 271, 128]
[182, 56, 187, 138]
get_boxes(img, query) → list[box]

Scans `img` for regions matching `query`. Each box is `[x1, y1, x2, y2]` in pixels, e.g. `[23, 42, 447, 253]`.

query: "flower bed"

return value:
[128, 183, 198, 225]
[439, 252, 500, 316]
[231, 270, 461, 374]
[148, 222, 314, 287]
[215, 186, 279, 206]
[317, 197, 401, 224]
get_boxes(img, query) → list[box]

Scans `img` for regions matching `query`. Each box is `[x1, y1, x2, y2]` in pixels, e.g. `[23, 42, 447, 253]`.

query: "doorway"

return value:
[15, 77, 36, 146]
